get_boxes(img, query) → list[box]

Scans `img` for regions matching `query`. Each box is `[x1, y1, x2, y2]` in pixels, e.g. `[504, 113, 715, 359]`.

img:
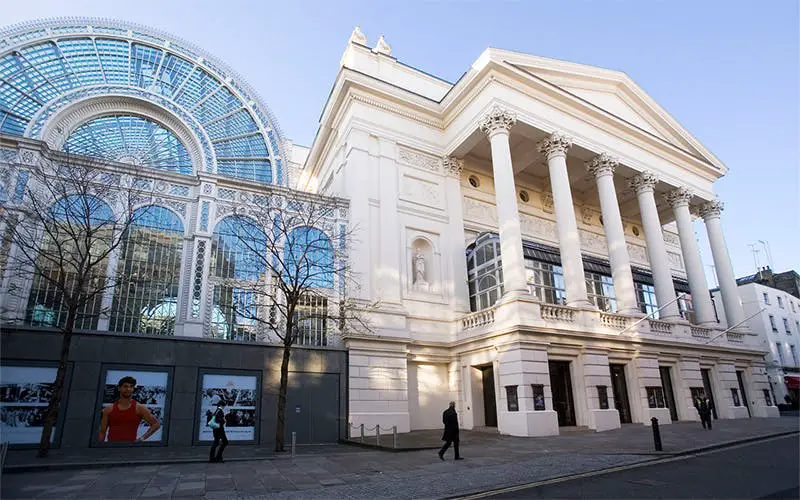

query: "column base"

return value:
[500, 410, 559, 437]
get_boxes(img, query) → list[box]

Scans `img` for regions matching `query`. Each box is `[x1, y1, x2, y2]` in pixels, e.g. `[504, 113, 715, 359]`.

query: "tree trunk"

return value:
[37, 309, 76, 458]
[275, 341, 292, 452]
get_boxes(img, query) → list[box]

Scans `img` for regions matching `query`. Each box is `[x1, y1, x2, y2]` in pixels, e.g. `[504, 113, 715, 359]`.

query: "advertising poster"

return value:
[198, 373, 258, 442]
[99, 369, 168, 443]
[0, 365, 57, 444]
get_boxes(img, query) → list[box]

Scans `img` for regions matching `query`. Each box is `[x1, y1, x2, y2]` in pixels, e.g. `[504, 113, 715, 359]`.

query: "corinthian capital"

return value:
[628, 171, 659, 194]
[480, 106, 516, 138]
[698, 199, 724, 220]
[586, 153, 618, 179]
[665, 187, 694, 208]
[442, 156, 464, 178]
[537, 132, 573, 160]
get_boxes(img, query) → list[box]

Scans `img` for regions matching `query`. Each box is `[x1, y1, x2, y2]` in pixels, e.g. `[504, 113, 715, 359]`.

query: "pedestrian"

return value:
[438, 401, 463, 461]
[208, 396, 229, 463]
[694, 393, 713, 430]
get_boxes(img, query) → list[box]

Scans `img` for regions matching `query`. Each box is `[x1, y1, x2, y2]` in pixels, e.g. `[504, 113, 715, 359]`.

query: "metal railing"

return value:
[348, 423, 398, 449]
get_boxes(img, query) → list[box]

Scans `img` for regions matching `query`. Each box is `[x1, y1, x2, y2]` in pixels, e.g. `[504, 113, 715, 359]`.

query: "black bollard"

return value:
[651, 417, 663, 451]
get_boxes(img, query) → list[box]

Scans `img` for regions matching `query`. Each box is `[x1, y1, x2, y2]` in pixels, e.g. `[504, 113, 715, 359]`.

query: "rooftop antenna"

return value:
[747, 243, 761, 273]
[758, 240, 774, 269]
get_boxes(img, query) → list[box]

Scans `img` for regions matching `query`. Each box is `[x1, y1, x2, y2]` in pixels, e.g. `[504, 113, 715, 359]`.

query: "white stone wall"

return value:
[348, 350, 411, 434]
[634, 357, 672, 425]
[407, 362, 450, 430]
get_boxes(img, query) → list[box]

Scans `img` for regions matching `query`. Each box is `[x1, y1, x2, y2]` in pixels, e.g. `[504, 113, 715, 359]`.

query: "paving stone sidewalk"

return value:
[2, 417, 797, 499]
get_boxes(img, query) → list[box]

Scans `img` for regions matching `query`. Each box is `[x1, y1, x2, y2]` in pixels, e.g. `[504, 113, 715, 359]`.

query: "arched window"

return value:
[25, 195, 113, 329]
[466, 233, 503, 312]
[284, 226, 334, 347]
[109, 206, 184, 335]
[210, 216, 267, 341]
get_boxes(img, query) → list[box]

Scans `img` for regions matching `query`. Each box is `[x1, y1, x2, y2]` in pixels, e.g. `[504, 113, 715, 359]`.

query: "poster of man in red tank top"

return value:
[98, 375, 161, 442]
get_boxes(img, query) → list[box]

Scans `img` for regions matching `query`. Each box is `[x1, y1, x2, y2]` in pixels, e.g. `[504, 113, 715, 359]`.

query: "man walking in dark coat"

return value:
[694, 393, 714, 430]
[438, 401, 463, 460]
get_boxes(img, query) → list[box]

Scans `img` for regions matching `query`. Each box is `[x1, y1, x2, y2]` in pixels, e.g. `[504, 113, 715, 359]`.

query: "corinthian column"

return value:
[665, 187, 715, 325]
[629, 172, 680, 319]
[443, 156, 471, 312]
[479, 107, 528, 295]
[699, 199, 745, 328]
[587, 153, 638, 314]
[538, 132, 590, 308]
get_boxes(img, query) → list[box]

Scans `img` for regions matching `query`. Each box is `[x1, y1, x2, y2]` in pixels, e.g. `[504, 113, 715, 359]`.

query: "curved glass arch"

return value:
[63, 114, 193, 174]
[466, 232, 503, 312]
[109, 205, 184, 335]
[1, 26, 283, 184]
[284, 226, 334, 289]
[25, 195, 114, 329]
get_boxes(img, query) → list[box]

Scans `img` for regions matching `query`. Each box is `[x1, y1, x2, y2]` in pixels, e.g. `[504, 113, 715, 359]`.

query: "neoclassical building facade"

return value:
[0, 19, 777, 440]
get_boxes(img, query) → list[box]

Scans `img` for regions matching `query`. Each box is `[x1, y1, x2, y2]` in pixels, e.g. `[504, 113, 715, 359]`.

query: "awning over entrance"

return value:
[785, 376, 800, 390]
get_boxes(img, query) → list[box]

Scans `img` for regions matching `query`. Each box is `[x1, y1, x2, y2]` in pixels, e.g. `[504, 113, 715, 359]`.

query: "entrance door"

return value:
[609, 364, 632, 423]
[548, 361, 576, 426]
[481, 365, 497, 427]
[659, 366, 679, 421]
[700, 369, 718, 419]
[736, 370, 751, 417]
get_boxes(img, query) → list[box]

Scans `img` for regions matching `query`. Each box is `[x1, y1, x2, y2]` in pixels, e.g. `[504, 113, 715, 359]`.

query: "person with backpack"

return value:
[208, 395, 228, 462]
[694, 393, 713, 430]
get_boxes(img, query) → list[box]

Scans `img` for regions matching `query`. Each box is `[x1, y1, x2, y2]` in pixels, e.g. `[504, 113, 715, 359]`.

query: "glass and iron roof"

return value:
[0, 18, 285, 184]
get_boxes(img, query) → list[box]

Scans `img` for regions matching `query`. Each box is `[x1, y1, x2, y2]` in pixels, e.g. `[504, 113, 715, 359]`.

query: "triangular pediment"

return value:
[485, 49, 725, 170]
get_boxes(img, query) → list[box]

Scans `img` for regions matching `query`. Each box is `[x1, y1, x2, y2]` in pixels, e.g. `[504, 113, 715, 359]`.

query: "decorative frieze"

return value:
[537, 132, 573, 160]
[398, 147, 441, 173]
[462, 197, 498, 225]
[520, 213, 557, 241]
[401, 176, 441, 207]
[626, 243, 649, 265]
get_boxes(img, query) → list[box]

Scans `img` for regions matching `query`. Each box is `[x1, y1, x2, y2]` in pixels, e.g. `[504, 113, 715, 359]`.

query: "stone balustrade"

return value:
[648, 319, 673, 335]
[726, 331, 744, 343]
[461, 308, 495, 330]
[600, 312, 630, 330]
[690, 326, 711, 339]
[541, 303, 576, 323]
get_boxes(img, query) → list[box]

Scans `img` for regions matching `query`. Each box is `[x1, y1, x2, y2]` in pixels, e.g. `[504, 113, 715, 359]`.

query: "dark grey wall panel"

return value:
[0, 327, 348, 450]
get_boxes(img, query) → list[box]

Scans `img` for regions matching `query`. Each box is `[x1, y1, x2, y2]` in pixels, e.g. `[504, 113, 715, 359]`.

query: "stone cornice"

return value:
[586, 152, 618, 179]
[629, 171, 659, 195]
[537, 131, 573, 160]
[479, 106, 516, 138]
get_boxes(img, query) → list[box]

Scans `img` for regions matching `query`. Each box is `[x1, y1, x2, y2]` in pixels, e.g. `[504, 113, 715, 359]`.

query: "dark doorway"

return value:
[659, 366, 679, 421]
[736, 370, 751, 417]
[549, 361, 576, 426]
[700, 368, 718, 419]
[285, 373, 341, 443]
[481, 365, 497, 427]
[609, 364, 632, 423]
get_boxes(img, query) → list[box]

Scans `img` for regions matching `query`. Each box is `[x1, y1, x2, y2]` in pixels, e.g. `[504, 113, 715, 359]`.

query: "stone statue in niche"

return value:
[413, 249, 430, 291]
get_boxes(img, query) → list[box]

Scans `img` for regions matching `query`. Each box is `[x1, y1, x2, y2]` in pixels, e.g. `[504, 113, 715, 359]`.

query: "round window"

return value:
[519, 190, 530, 203]
[599, 215, 604, 226]
[468, 175, 480, 188]
[632, 226, 640, 236]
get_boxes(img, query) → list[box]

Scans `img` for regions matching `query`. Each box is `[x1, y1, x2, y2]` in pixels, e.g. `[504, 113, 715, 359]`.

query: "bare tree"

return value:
[0, 152, 147, 457]
[213, 189, 373, 451]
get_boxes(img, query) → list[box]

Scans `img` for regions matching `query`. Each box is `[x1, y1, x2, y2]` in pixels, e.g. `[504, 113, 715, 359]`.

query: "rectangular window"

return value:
[792, 302, 796, 313]
[763, 292, 770, 304]
[525, 260, 566, 305]
[597, 386, 609, 410]
[646, 386, 666, 408]
[763, 389, 772, 406]
[769, 315, 778, 332]
[505, 386, 519, 412]
[730, 388, 741, 406]
[293, 295, 328, 347]
[678, 293, 695, 323]
[531, 384, 546, 411]
[636, 283, 659, 319]
[776, 342, 785, 365]
[585, 272, 616, 312]
[784, 318, 791, 334]
[796, 321, 799, 334]
[778, 296, 784, 308]
[791, 345, 798, 367]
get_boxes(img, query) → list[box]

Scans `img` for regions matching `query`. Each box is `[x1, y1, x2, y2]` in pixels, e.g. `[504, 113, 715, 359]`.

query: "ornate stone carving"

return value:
[699, 199, 724, 219]
[541, 191, 554, 214]
[349, 25, 367, 45]
[155, 180, 168, 192]
[667, 251, 684, 270]
[216, 204, 234, 218]
[580, 206, 598, 225]
[480, 106, 516, 137]
[537, 132, 573, 160]
[628, 171, 658, 194]
[398, 147, 441, 173]
[665, 186, 693, 208]
[203, 183, 213, 195]
[579, 229, 608, 253]
[442, 157, 464, 178]
[663, 231, 680, 247]
[586, 153, 618, 178]
[413, 250, 427, 285]
[164, 199, 187, 217]
[373, 34, 392, 55]
[462, 197, 498, 224]
[627, 243, 649, 264]
[402, 176, 441, 206]
[520, 213, 558, 241]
